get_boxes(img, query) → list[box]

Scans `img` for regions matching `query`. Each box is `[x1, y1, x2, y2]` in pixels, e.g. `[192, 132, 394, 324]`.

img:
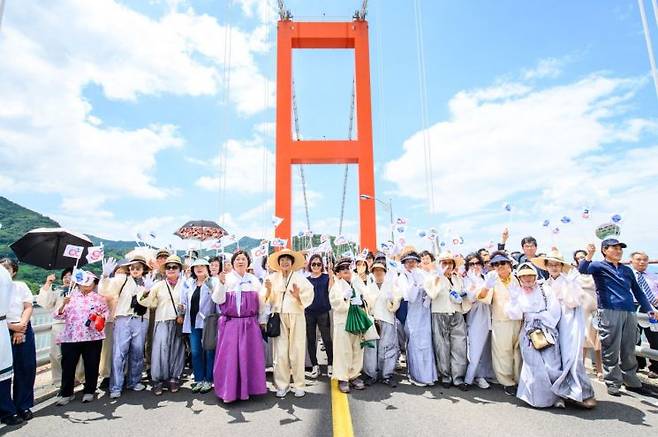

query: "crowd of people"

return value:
[0, 232, 657, 427]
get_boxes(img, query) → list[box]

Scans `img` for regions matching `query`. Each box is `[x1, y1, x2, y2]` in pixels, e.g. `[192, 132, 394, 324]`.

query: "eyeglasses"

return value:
[311, 263, 322, 267]
[469, 261, 482, 266]
[165, 265, 180, 270]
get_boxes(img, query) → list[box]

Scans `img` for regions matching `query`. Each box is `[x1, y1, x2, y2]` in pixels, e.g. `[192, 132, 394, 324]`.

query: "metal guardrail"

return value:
[31, 305, 53, 367]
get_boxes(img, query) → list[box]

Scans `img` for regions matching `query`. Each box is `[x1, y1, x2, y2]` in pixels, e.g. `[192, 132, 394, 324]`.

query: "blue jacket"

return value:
[579, 260, 653, 312]
[180, 277, 217, 333]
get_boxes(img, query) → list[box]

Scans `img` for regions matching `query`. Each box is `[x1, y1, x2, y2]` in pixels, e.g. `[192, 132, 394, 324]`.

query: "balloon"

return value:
[417, 230, 427, 238]
[429, 227, 438, 235]
[297, 231, 304, 237]
[611, 214, 622, 223]
[542, 219, 550, 227]
[582, 208, 590, 219]
[396, 225, 407, 234]
[440, 241, 446, 247]
[504, 203, 512, 212]
[552, 226, 560, 234]
[560, 216, 571, 224]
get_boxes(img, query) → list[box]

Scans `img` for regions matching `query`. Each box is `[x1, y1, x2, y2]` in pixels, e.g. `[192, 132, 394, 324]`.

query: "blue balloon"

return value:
[560, 216, 571, 224]
[504, 203, 512, 212]
[611, 214, 622, 223]
[542, 219, 550, 227]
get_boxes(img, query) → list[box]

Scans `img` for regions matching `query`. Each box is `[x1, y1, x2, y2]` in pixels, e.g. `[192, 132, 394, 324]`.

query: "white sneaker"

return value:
[327, 365, 333, 377]
[409, 379, 427, 387]
[475, 377, 490, 389]
[275, 388, 289, 398]
[293, 388, 305, 398]
[56, 395, 75, 406]
[309, 365, 320, 379]
[82, 394, 94, 403]
[132, 383, 146, 392]
[110, 391, 121, 399]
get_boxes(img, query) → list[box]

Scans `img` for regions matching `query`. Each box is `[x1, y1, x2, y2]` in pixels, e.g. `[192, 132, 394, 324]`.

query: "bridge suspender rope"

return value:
[638, 0, 658, 101]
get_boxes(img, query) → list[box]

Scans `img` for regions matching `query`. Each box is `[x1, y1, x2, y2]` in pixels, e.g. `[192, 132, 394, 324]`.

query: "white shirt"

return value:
[7, 281, 32, 323]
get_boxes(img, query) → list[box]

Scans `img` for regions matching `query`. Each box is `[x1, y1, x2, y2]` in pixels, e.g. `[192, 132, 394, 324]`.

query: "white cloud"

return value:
[384, 71, 658, 255]
[521, 57, 567, 80]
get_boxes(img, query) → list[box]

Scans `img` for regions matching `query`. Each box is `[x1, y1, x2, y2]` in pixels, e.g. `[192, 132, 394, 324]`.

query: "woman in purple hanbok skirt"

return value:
[211, 250, 267, 403]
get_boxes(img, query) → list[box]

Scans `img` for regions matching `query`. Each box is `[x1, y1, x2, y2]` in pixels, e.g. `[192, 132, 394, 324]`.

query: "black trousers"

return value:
[60, 340, 103, 397]
[305, 312, 333, 366]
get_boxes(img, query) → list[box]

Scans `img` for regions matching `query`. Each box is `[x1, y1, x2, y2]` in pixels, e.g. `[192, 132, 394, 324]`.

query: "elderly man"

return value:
[630, 251, 658, 378]
[579, 239, 656, 396]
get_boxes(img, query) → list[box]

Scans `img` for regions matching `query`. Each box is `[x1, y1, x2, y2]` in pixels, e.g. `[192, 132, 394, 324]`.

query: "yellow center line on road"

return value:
[331, 379, 354, 437]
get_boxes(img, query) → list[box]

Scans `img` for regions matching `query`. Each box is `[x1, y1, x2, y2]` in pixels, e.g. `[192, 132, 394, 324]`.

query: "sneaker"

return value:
[364, 376, 377, 386]
[192, 382, 202, 393]
[309, 365, 320, 379]
[200, 381, 213, 394]
[110, 391, 121, 399]
[607, 385, 621, 397]
[153, 384, 164, 396]
[503, 385, 517, 396]
[169, 381, 180, 393]
[441, 381, 451, 389]
[275, 388, 289, 398]
[350, 378, 365, 390]
[475, 377, 490, 389]
[457, 383, 469, 392]
[381, 378, 397, 388]
[56, 395, 75, 406]
[293, 388, 306, 398]
[327, 365, 333, 377]
[553, 399, 566, 409]
[82, 394, 94, 403]
[19, 409, 33, 421]
[0, 414, 23, 426]
[338, 381, 350, 393]
[409, 379, 427, 387]
[132, 383, 146, 392]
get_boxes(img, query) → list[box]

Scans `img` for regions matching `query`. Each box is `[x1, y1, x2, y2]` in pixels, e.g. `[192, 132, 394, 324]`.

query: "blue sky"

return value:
[1, 0, 657, 258]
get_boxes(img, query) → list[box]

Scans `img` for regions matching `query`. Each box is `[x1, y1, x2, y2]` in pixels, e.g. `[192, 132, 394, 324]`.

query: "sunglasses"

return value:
[311, 263, 322, 267]
[336, 266, 350, 272]
[128, 265, 144, 270]
[469, 261, 482, 266]
[165, 265, 180, 270]
[491, 262, 510, 268]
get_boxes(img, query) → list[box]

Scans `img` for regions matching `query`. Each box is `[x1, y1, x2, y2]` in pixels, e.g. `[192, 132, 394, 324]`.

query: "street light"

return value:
[359, 194, 394, 243]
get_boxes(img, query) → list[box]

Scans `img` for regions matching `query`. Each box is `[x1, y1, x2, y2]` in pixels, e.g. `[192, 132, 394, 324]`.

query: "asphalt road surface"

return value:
[2, 371, 658, 437]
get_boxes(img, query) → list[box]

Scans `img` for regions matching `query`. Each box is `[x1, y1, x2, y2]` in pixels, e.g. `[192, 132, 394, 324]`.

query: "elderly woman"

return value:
[573, 249, 603, 379]
[396, 250, 437, 387]
[98, 259, 127, 390]
[138, 255, 185, 395]
[211, 250, 267, 403]
[425, 251, 471, 390]
[506, 263, 563, 408]
[100, 255, 153, 399]
[181, 258, 217, 394]
[0, 262, 22, 426]
[363, 261, 400, 387]
[54, 271, 108, 406]
[305, 254, 334, 379]
[330, 258, 369, 393]
[533, 250, 596, 408]
[0, 258, 35, 422]
[264, 249, 314, 398]
[463, 253, 495, 389]
[354, 256, 370, 284]
[477, 251, 522, 395]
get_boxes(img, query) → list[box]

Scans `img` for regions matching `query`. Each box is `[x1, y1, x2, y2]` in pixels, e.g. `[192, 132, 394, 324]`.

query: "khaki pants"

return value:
[273, 313, 307, 390]
[332, 322, 364, 382]
[491, 319, 522, 387]
[50, 324, 84, 385]
[99, 321, 114, 379]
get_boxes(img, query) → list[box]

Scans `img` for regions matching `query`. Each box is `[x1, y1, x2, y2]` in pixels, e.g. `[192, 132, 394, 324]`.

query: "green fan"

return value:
[345, 304, 373, 335]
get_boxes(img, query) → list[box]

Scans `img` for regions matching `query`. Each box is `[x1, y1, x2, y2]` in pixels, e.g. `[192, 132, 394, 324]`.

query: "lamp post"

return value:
[359, 194, 394, 244]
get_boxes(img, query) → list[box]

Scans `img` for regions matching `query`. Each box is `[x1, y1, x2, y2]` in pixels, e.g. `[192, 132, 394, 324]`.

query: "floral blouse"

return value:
[53, 289, 109, 343]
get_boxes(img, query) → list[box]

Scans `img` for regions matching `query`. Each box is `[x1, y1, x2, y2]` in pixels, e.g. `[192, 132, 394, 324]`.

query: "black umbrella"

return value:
[174, 220, 227, 242]
[10, 227, 93, 270]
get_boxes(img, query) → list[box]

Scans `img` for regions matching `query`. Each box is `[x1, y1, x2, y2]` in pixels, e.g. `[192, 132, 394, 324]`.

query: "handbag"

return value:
[528, 284, 555, 351]
[201, 281, 219, 350]
[266, 273, 293, 338]
[165, 282, 183, 337]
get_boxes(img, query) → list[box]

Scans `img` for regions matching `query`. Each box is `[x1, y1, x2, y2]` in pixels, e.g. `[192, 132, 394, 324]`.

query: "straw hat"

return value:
[370, 262, 387, 272]
[437, 251, 464, 268]
[163, 255, 183, 267]
[531, 249, 572, 273]
[121, 255, 151, 272]
[267, 249, 306, 272]
[516, 262, 538, 277]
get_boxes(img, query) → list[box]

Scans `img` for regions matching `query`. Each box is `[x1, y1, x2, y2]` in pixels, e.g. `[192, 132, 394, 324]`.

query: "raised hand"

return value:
[102, 257, 117, 277]
[483, 271, 498, 289]
[142, 273, 155, 290]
